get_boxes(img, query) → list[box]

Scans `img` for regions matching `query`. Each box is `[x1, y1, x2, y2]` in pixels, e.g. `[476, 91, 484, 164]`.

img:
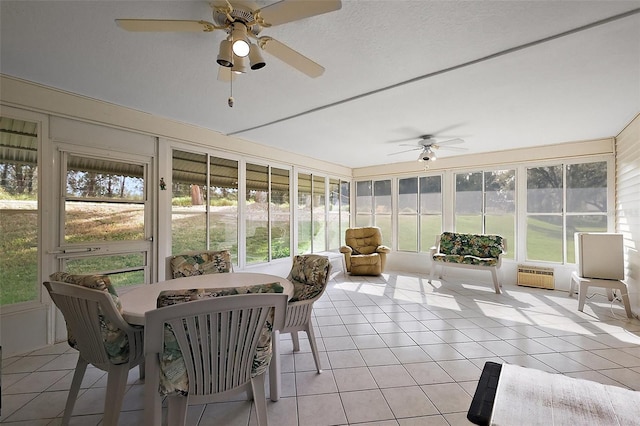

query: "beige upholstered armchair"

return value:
[340, 227, 391, 275]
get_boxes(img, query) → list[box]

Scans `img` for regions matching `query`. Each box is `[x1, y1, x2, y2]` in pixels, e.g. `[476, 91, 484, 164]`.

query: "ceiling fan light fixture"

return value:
[231, 55, 246, 74]
[231, 23, 250, 57]
[216, 39, 233, 67]
[418, 148, 436, 162]
[248, 43, 266, 70]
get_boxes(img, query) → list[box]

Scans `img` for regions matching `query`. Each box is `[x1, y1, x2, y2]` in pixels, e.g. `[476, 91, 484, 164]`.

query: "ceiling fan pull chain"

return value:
[228, 75, 234, 108]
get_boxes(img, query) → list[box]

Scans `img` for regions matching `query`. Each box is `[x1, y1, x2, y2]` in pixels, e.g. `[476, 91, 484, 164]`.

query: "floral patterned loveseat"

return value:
[429, 232, 506, 294]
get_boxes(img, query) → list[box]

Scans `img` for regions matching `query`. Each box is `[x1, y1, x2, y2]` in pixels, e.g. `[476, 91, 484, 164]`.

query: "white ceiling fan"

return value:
[116, 0, 341, 80]
[390, 135, 466, 162]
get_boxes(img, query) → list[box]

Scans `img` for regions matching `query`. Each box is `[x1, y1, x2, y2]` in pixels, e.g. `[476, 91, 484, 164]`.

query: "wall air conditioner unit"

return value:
[517, 265, 555, 289]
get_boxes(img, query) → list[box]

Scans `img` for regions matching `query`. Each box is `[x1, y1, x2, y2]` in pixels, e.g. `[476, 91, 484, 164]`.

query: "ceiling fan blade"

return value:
[388, 147, 422, 156]
[436, 138, 465, 146]
[116, 19, 217, 33]
[435, 145, 467, 152]
[217, 66, 237, 82]
[258, 37, 324, 78]
[257, 0, 342, 27]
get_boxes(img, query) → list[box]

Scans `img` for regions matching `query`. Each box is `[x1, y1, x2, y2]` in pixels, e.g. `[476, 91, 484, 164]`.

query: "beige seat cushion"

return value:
[350, 254, 382, 275]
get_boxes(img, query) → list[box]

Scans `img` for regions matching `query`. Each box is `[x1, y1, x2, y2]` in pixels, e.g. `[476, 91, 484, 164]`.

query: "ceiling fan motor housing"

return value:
[213, 6, 262, 36]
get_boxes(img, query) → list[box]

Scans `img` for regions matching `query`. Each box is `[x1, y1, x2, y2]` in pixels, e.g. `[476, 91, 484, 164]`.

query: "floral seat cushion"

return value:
[169, 250, 232, 279]
[288, 255, 331, 302]
[48, 272, 132, 365]
[155, 282, 284, 396]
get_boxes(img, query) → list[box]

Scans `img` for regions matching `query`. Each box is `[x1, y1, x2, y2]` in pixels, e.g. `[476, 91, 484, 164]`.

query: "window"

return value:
[526, 161, 607, 263]
[0, 117, 39, 305]
[270, 167, 290, 260]
[455, 172, 483, 234]
[374, 180, 392, 243]
[565, 162, 607, 263]
[420, 176, 443, 252]
[246, 163, 269, 264]
[398, 176, 443, 252]
[484, 170, 515, 258]
[313, 175, 326, 252]
[328, 178, 346, 250]
[208, 156, 239, 261]
[340, 180, 351, 244]
[355, 181, 372, 227]
[63, 153, 149, 287]
[297, 173, 312, 254]
[398, 177, 418, 251]
[455, 170, 515, 259]
[355, 179, 391, 245]
[297, 173, 343, 254]
[246, 163, 290, 264]
[171, 151, 239, 263]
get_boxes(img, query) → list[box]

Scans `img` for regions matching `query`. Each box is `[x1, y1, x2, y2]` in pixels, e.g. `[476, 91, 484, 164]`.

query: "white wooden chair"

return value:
[282, 255, 332, 373]
[43, 280, 144, 426]
[144, 292, 288, 426]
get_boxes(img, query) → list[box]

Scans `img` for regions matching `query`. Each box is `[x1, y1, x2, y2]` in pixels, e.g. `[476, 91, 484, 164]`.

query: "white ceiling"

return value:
[1, 1, 639, 169]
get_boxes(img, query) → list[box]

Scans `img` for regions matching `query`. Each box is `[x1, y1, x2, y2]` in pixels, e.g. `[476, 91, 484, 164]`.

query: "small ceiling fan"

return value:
[389, 135, 466, 162]
[115, 0, 341, 79]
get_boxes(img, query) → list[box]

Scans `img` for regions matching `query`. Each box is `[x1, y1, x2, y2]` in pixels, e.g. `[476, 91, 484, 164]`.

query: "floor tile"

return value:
[389, 346, 432, 364]
[247, 397, 298, 426]
[327, 349, 367, 369]
[379, 332, 417, 347]
[420, 343, 465, 361]
[318, 324, 350, 338]
[360, 348, 400, 366]
[369, 365, 416, 388]
[2, 390, 68, 422]
[353, 334, 388, 349]
[197, 400, 251, 426]
[404, 362, 453, 385]
[333, 366, 378, 392]
[295, 370, 338, 396]
[298, 392, 348, 425]
[4, 369, 69, 394]
[437, 359, 482, 382]
[420, 382, 472, 414]
[381, 386, 439, 418]
[591, 348, 640, 367]
[341, 389, 395, 424]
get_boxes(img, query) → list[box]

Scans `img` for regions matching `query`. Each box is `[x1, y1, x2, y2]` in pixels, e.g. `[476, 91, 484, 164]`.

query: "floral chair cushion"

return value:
[48, 272, 131, 365]
[169, 250, 232, 279]
[288, 255, 331, 302]
[155, 282, 284, 396]
[437, 232, 505, 259]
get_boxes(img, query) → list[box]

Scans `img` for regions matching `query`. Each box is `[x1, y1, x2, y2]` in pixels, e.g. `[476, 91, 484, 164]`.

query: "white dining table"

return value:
[118, 272, 293, 402]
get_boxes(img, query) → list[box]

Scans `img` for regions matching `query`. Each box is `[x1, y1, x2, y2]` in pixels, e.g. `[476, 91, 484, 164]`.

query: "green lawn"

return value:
[0, 202, 603, 305]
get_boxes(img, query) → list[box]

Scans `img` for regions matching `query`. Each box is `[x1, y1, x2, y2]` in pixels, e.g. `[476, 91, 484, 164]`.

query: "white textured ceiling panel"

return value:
[1, 1, 639, 168]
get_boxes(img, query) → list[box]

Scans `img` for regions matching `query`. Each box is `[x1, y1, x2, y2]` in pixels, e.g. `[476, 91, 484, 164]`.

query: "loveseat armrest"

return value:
[376, 245, 391, 254]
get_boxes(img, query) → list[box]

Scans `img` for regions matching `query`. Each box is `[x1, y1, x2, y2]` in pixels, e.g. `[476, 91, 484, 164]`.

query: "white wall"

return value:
[616, 113, 640, 313]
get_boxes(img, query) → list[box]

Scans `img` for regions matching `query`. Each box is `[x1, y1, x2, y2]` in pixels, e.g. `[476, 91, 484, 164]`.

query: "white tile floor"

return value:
[2, 271, 640, 425]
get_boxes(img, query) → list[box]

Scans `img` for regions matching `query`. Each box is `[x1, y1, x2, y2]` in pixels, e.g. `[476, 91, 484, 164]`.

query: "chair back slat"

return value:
[147, 294, 286, 396]
[53, 292, 111, 365]
[45, 281, 126, 367]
